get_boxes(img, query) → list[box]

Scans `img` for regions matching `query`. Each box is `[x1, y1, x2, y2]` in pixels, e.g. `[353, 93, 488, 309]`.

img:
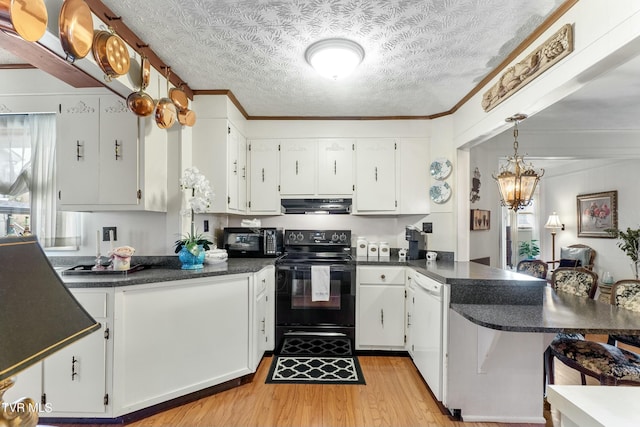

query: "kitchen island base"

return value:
[445, 310, 552, 423]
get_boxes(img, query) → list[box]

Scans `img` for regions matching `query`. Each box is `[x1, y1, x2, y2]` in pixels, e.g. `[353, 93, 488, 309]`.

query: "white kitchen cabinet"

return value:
[317, 139, 354, 196]
[42, 290, 112, 417]
[248, 139, 281, 214]
[112, 275, 252, 415]
[252, 265, 275, 370]
[56, 96, 100, 205]
[353, 139, 397, 213]
[279, 139, 316, 195]
[57, 95, 166, 211]
[398, 138, 430, 214]
[192, 118, 247, 213]
[405, 272, 415, 357]
[356, 266, 406, 350]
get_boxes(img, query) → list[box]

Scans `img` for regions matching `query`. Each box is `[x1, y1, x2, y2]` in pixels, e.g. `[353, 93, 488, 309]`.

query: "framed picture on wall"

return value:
[470, 209, 490, 230]
[577, 190, 618, 237]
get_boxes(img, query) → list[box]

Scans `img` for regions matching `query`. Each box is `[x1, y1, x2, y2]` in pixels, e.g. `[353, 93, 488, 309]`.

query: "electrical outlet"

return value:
[422, 222, 433, 233]
[102, 227, 117, 242]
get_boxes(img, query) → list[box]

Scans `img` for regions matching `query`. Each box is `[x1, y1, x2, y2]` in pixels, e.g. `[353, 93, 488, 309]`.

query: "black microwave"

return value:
[223, 227, 284, 257]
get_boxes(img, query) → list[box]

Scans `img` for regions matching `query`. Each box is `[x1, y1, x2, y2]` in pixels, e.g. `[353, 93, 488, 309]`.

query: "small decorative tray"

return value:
[61, 264, 146, 275]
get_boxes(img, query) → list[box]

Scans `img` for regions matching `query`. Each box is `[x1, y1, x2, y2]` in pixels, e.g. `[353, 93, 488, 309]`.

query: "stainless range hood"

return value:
[281, 198, 352, 214]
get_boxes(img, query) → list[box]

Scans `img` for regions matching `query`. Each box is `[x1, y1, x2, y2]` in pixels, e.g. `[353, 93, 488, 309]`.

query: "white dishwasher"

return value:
[411, 271, 444, 401]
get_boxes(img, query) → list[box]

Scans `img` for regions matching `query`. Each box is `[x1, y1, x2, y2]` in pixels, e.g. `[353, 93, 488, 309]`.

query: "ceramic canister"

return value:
[379, 242, 390, 259]
[367, 243, 379, 259]
[356, 238, 368, 257]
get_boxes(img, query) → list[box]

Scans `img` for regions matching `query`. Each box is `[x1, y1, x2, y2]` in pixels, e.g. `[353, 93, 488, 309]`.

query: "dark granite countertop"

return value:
[59, 258, 275, 288]
[451, 286, 640, 334]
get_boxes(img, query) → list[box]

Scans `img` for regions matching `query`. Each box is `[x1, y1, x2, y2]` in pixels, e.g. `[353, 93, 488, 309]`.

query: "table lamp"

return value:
[0, 235, 100, 427]
[544, 212, 564, 264]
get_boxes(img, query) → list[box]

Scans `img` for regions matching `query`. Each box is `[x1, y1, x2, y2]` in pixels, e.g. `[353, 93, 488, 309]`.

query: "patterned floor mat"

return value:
[267, 336, 365, 384]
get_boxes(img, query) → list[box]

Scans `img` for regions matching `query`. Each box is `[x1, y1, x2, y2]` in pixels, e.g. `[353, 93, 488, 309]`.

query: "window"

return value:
[0, 114, 79, 248]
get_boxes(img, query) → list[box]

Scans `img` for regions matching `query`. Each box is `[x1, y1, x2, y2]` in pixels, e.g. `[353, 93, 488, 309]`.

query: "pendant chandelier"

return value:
[493, 114, 544, 211]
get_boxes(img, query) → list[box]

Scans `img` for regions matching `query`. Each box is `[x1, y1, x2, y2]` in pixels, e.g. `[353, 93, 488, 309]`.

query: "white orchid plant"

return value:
[174, 167, 214, 255]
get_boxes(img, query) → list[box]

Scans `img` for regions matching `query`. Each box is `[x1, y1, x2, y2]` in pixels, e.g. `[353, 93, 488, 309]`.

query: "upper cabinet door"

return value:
[279, 139, 316, 195]
[98, 96, 139, 205]
[237, 135, 248, 212]
[248, 140, 280, 214]
[317, 139, 353, 196]
[398, 138, 430, 215]
[57, 97, 100, 205]
[227, 123, 240, 211]
[354, 139, 397, 212]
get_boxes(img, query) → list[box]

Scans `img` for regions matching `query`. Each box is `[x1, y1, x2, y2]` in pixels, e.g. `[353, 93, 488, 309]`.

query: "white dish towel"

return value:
[311, 265, 331, 302]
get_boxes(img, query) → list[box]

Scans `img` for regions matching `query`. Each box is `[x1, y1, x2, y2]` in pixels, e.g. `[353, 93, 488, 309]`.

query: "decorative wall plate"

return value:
[430, 182, 452, 204]
[430, 157, 452, 180]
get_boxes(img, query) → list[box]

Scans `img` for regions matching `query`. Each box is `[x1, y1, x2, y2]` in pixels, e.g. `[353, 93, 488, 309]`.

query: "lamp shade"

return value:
[0, 236, 100, 381]
[545, 212, 563, 229]
[305, 38, 364, 79]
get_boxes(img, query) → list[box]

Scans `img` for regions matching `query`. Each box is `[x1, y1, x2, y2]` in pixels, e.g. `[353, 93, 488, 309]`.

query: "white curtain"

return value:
[28, 114, 80, 248]
[0, 115, 30, 196]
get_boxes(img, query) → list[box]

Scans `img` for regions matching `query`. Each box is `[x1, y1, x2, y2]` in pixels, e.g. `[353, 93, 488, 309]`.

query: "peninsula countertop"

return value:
[451, 286, 640, 335]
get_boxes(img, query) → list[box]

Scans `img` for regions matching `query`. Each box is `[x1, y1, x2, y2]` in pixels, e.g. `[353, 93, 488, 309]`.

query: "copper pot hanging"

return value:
[0, 0, 48, 42]
[155, 69, 177, 129]
[169, 85, 189, 112]
[59, 0, 93, 63]
[127, 56, 155, 117]
[178, 109, 197, 127]
[92, 28, 130, 81]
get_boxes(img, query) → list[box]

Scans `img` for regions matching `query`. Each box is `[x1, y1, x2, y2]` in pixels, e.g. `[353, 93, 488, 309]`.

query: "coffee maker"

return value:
[405, 226, 425, 260]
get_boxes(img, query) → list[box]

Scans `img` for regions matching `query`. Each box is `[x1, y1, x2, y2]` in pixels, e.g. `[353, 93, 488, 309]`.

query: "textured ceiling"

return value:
[2, 0, 568, 117]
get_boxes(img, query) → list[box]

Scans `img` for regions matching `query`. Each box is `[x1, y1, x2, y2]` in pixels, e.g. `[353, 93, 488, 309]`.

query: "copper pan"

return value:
[92, 29, 130, 81]
[59, 0, 93, 63]
[127, 55, 154, 117]
[0, 0, 48, 42]
[127, 90, 155, 117]
[169, 85, 189, 112]
[155, 97, 177, 129]
[178, 109, 196, 127]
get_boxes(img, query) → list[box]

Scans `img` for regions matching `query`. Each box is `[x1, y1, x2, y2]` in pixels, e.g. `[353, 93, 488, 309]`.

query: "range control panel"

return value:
[284, 229, 351, 246]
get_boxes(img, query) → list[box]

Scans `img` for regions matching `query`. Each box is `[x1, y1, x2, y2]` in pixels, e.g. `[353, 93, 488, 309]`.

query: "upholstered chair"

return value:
[516, 259, 548, 279]
[545, 267, 598, 385]
[607, 280, 640, 349]
[548, 273, 640, 386]
[558, 244, 596, 270]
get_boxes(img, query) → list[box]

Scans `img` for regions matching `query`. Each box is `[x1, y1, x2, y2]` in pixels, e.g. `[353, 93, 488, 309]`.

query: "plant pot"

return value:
[178, 245, 205, 270]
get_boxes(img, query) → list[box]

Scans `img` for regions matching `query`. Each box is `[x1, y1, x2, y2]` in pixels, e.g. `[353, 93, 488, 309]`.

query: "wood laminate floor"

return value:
[49, 335, 631, 427]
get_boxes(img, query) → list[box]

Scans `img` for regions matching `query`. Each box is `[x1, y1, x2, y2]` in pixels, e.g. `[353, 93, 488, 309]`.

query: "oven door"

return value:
[275, 262, 355, 327]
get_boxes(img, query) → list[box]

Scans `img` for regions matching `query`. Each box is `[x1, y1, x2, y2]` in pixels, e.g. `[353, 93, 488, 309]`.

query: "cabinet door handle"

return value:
[375, 166, 378, 181]
[242, 166, 246, 179]
[71, 356, 78, 381]
[295, 160, 299, 175]
[380, 309, 384, 326]
[233, 160, 238, 175]
[380, 274, 386, 280]
[334, 160, 337, 175]
[76, 140, 83, 160]
[261, 318, 266, 333]
[261, 168, 265, 182]
[115, 140, 122, 160]
[407, 312, 412, 327]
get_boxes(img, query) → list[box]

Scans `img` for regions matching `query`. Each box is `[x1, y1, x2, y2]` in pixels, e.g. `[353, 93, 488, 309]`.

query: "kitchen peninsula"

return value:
[32, 257, 640, 424]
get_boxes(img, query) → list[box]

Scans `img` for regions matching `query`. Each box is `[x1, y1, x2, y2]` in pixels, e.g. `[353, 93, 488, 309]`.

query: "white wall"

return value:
[543, 159, 640, 281]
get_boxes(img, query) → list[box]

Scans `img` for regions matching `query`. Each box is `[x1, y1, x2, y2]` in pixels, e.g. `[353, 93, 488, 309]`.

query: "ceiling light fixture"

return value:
[493, 114, 544, 211]
[305, 38, 364, 80]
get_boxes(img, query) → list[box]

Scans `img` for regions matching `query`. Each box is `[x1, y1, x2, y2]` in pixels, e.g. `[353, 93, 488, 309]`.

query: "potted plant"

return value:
[606, 227, 640, 278]
[175, 167, 214, 269]
[518, 240, 540, 259]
